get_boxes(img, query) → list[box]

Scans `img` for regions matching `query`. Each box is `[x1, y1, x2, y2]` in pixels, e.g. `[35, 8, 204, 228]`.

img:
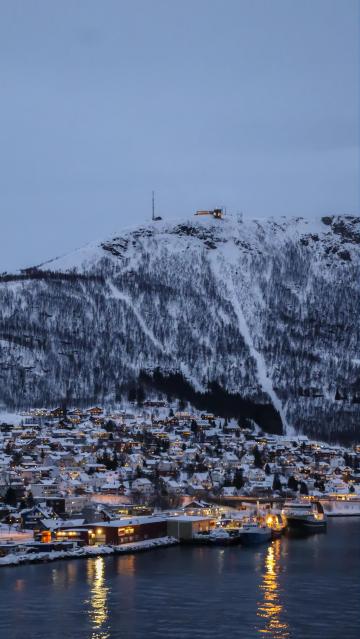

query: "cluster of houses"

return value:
[0, 400, 359, 547]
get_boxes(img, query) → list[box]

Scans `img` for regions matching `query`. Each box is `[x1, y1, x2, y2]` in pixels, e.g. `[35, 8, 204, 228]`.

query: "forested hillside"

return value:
[0, 214, 359, 442]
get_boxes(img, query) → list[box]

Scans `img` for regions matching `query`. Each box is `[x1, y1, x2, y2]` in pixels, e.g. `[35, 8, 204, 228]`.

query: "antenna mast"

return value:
[152, 190, 155, 221]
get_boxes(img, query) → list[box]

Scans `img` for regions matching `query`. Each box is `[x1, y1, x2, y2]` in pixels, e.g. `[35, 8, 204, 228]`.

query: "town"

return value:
[0, 398, 359, 565]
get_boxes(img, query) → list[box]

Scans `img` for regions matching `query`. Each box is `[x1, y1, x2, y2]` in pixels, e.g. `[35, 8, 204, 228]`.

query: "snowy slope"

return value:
[0, 213, 359, 441]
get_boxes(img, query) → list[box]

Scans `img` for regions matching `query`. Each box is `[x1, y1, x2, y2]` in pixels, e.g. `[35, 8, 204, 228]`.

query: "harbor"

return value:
[0, 498, 330, 566]
[0, 518, 358, 639]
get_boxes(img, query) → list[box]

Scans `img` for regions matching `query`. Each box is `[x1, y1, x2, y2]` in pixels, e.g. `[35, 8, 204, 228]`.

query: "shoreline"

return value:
[0, 536, 178, 568]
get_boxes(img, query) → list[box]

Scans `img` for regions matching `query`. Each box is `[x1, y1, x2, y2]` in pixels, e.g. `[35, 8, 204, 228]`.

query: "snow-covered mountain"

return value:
[0, 214, 359, 442]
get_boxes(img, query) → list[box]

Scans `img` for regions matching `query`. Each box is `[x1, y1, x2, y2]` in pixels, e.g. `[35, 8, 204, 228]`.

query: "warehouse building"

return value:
[167, 515, 216, 541]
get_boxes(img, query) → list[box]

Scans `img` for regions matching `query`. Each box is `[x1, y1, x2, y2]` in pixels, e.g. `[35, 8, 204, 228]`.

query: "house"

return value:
[132, 478, 154, 495]
[87, 407, 103, 416]
[221, 486, 238, 497]
[161, 478, 182, 495]
[20, 504, 55, 529]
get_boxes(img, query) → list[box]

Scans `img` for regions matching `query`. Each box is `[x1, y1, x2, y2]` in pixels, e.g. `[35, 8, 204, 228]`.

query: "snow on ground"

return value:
[0, 411, 26, 425]
[35, 214, 331, 274]
[0, 537, 179, 567]
[2, 213, 357, 440]
[227, 278, 289, 432]
[209, 240, 290, 433]
[36, 240, 105, 272]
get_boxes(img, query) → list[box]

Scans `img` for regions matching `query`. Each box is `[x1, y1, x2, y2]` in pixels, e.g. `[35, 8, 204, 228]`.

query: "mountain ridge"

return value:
[0, 213, 359, 442]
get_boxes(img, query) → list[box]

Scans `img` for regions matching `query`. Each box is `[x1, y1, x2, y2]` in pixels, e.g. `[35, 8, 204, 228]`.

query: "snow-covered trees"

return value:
[0, 214, 359, 442]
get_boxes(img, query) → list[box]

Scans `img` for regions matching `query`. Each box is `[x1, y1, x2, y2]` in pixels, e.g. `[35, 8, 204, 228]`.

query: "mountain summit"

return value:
[1, 214, 359, 442]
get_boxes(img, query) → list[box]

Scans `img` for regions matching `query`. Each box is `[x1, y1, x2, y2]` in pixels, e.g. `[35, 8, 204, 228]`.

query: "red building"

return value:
[79, 516, 167, 546]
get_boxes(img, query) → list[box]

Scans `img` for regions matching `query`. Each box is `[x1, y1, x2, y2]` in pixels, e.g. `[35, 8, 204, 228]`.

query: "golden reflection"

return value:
[257, 540, 290, 638]
[87, 556, 110, 639]
[66, 561, 78, 586]
[14, 579, 25, 592]
[117, 554, 135, 576]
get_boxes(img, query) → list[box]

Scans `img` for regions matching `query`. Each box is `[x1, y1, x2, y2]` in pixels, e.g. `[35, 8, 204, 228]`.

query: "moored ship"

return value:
[282, 500, 327, 533]
[265, 513, 287, 538]
[238, 521, 272, 545]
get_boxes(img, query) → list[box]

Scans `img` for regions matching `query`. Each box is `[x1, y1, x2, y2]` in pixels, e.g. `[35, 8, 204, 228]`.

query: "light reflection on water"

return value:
[66, 560, 78, 586]
[86, 556, 110, 639]
[14, 578, 25, 592]
[51, 561, 78, 590]
[217, 549, 225, 574]
[1, 521, 360, 639]
[257, 540, 290, 638]
[116, 553, 135, 576]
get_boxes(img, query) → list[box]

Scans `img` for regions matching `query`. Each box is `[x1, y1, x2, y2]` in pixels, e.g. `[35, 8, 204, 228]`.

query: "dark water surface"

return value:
[1, 519, 359, 639]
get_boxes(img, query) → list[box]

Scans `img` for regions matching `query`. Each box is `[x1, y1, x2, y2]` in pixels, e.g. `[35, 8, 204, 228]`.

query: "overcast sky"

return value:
[0, 0, 359, 271]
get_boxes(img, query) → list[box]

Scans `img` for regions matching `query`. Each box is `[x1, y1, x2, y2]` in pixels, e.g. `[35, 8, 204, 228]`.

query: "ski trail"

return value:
[108, 282, 204, 392]
[228, 279, 289, 430]
[110, 274, 288, 428]
[107, 282, 164, 352]
[210, 254, 289, 431]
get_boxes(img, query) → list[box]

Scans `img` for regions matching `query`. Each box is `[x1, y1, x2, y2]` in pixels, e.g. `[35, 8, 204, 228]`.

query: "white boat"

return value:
[208, 528, 234, 545]
[193, 527, 239, 545]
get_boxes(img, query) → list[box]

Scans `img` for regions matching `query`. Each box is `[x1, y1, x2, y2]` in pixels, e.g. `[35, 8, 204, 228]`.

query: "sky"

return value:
[0, 0, 359, 271]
